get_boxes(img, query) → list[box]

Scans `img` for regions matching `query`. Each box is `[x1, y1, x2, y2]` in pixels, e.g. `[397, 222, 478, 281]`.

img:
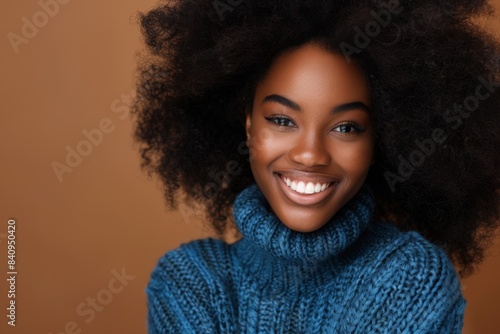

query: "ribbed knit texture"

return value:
[147, 184, 466, 333]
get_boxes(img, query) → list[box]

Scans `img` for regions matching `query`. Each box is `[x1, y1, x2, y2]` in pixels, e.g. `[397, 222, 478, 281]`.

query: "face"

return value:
[245, 43, 374, 232]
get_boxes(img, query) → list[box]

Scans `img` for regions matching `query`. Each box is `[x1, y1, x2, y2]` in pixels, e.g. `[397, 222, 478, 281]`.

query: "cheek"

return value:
[248, 124, 287, 161]
[333, 140, 374, 175]
[249, 127, 272, 150]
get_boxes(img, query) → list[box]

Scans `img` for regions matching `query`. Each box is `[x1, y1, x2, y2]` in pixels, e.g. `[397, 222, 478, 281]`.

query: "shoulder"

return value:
[363, 221, 458, 275]
[343, 221, 466, 332]
[148, 237, 230, 292]
[358, 220, 463, 293]
[146, 238, 233, 332]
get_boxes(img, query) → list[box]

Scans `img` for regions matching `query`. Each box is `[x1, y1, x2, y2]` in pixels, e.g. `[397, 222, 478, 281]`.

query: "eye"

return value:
[332, 122, 366, 135]
[264, 115, 296, 128]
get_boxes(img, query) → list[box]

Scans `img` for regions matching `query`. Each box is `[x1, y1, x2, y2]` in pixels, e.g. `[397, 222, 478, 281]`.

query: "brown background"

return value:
[0, 1, 499, 333]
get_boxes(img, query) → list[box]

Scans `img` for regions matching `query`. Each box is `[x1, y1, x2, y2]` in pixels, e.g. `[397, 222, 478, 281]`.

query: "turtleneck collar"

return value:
[231, 183, 375, 292]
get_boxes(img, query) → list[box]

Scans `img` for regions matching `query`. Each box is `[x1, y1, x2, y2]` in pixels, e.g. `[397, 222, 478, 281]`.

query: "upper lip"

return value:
[274, 170, 339, 184]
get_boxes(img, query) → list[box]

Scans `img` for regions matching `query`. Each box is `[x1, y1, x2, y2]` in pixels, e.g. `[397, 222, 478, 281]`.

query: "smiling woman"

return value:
[246, 43, 374, 232]
[132, 0, 500, 333]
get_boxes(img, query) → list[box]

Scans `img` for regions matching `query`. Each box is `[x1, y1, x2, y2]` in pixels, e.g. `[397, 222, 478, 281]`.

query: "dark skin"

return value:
[246, 43, 375, 233]
[135, 0, 500, 275]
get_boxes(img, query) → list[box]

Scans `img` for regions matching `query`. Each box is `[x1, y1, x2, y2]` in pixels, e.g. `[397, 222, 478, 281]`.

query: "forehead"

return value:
[256, 43, 371, 106]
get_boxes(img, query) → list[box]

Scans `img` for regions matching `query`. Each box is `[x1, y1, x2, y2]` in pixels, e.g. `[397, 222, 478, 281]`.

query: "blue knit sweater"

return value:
[147, 184, 466, 333]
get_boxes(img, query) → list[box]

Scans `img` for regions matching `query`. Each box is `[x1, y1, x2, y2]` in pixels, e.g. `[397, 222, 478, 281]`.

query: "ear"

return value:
[245, 113, 252, 147]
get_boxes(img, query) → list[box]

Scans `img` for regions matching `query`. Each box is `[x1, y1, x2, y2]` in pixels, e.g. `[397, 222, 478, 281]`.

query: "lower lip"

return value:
[275, 174, 338, 206]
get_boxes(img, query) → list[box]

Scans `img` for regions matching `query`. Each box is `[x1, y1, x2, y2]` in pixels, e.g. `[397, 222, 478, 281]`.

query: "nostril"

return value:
[288, 141, 331, 167]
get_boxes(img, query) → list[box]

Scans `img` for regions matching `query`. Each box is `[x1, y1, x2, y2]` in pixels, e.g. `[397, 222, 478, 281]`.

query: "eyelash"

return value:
[264, 115, 366, 135]
[265, 116, 296, 128]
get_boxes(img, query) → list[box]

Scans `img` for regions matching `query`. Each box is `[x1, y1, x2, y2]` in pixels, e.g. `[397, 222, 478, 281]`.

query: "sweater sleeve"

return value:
[344, 228, 466, 334]
[146, 244, 217, 334]
[146, 239, 236, 334]
[435, 297, 466, 333]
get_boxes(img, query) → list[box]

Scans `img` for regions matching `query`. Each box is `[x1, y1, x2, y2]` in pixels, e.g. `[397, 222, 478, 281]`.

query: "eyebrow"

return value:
[262, 94, 371, 113]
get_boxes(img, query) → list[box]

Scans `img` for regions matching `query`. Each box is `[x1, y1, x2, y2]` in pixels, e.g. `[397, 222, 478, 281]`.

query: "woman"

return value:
[133, 0, 500, 332]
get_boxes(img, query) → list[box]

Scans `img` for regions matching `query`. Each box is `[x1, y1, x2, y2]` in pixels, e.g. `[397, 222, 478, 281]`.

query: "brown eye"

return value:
[265, 116, 296, 128]
[332, 122, 365, 134]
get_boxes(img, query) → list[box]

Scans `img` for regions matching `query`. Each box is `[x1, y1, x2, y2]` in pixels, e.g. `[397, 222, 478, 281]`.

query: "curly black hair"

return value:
[132, 0, 500, 276]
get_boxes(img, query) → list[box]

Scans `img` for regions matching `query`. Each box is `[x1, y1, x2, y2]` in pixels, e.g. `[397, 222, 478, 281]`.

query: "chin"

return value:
[278, 214, 334, 233]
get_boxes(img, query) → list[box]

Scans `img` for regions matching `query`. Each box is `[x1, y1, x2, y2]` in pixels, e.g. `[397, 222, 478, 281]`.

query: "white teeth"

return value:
[296, 181, 306, 193]
[282, 176, 331, 195]
[305, 182, 315, 194]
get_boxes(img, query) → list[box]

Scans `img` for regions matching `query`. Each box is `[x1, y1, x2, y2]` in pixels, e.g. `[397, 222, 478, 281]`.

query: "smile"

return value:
[275, 173, 338, 206]
[281, 176, 331, 194]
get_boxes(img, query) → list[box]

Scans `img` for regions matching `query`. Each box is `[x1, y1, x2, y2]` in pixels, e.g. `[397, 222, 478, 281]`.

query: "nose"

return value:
[288, 133, 332, 167]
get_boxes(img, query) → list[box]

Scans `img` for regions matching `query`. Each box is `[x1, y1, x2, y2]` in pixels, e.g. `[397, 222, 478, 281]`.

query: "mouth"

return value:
[275, 172, 338, 206]
[280, 176, 332, 194]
